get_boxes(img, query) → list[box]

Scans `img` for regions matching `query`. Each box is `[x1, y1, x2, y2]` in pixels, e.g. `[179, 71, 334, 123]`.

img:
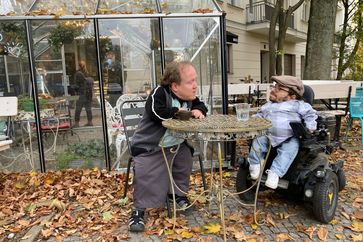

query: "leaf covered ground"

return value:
[0, 121, 362, 241]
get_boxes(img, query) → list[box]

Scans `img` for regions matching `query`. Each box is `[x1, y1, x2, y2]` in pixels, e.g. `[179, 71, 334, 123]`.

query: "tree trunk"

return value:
[304, 0, 338, 80]
[336, 0, 363, 80]
[271, 0, 305, 77]
[269, 0, 282, 79]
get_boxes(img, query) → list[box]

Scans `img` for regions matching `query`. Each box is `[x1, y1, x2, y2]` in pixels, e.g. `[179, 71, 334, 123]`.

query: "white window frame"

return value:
[227, 0, 242, 8]
[301, 0, 310, 22]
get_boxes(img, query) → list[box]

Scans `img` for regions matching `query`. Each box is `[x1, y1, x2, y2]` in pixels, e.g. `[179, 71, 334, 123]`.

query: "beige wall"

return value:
[218, 0, 311, 83]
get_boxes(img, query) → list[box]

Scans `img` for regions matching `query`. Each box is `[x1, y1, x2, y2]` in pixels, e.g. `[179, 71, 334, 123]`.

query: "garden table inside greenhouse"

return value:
[162, 114, 271, 242]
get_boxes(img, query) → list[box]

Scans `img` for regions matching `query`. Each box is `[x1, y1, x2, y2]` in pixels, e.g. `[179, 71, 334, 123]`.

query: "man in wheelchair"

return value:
[248, 75, 317, 189]
[236, 75, 346, 223]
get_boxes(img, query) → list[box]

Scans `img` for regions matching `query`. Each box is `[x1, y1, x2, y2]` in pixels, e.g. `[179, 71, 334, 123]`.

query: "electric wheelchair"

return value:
[235, 85, 346, 223]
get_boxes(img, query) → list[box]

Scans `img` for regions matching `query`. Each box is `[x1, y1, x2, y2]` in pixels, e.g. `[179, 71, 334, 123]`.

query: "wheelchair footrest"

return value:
[260, 175, 289, 189]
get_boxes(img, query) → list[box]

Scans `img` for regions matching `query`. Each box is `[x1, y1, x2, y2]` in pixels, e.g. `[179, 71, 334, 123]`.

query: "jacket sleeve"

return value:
[147, 86, 179, 122]
[191, 97, 208, 115]
[299, 102, 318, 130]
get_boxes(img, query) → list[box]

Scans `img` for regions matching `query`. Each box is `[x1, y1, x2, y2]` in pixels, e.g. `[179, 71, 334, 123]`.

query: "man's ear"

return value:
[170, 82, 178, 93]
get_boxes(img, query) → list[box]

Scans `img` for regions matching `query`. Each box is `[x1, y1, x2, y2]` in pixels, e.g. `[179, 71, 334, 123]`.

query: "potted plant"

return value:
[48, 23, 84, 52]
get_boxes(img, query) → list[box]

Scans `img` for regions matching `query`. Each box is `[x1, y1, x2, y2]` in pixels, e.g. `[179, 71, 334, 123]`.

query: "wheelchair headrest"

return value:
[302, 85, 314, 105]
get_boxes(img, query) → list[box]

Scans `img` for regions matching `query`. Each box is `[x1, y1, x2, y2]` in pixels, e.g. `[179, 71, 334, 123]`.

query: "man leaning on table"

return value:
[128, 61, 208, 232]
[248, 75, 317, 189]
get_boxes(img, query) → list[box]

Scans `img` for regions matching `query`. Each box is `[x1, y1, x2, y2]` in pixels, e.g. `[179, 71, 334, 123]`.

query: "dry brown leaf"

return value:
[305, 226, 316, 239]
[203, 223, 221, 234]
[351, 221, 363, 232]
[351, 233, 363, 241]
[353, 197, 363, 208]
[266, 213, 276, 227]
[353, 210, 363, 220]
[41, 228, 54, 238]
[341, 211, 351, 220]
[335, 234, 344, 239]
[197, 237, 217, 242]
[317, 226, 328, 241]
[275, 233, 294, 242]
[45, 174, 55, 185]
[18, 219, 30, 227]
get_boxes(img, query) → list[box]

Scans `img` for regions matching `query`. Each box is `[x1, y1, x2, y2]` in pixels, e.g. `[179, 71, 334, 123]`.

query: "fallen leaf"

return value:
[305, 226, 316, 239]
[351, 234, 363, 241]
[44, 174, 55, 185]
[20, 234, 32, 240]
[251, 223, 258, 230]
[329, 219, 338, 225]
[102, 211, 113, 221]
[335, 234, 343, 239]
[266, 213, 276, 227]
[203, 223, 221, 234]
[353, 210, 363, 220]
[181, 230, 194, 239]
[15, 181, 26, 189]
[275, 233, 294, 242]
[18, 220, 30, 227]
[317, 227, 328, 241]
[351, 221, 363, 232]
[50, 199, 66, 212]
[341, 211, 350, 220]
[41, 228, 53, 238]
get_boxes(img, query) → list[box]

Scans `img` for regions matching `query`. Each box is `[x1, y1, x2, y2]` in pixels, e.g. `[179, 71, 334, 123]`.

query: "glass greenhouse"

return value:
[0, 0, 227, 172]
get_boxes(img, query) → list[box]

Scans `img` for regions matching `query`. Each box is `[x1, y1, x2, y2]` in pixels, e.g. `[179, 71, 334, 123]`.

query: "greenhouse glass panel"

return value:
[0, 0, 34, 16]
[160, 0, 218, 13]
[30, 0, 98, 15]
[30, 19, 107, 170]
[163, 17, 222, 113]
[0, 20, 42, 171]
[98, 18, 161, 169]
[98, 0, 157, 14]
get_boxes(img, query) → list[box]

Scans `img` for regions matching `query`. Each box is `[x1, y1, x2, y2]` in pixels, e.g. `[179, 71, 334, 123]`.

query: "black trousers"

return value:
[74, 95, 92, 122]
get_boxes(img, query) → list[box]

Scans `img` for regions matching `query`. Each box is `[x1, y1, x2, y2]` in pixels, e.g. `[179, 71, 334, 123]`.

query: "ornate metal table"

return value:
[162, 114, 271, 241]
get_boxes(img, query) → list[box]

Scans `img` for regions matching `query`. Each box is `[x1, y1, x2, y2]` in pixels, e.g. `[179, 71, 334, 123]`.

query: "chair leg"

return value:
[123, 157, 132, 198]
[344, 117, 352, 141]
[198, 154, 207, 191]
[166, 197, 172, 218]
[360, 118, 363, 147]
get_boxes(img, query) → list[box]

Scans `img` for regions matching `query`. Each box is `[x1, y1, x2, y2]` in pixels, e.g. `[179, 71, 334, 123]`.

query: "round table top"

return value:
[162, 114, 272, 141]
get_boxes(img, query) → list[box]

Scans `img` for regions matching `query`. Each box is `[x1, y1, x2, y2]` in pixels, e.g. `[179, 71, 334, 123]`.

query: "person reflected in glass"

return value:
[74, 61, 93, 127]
[103, 51, 126, 105]
[128, 61, 208, 232]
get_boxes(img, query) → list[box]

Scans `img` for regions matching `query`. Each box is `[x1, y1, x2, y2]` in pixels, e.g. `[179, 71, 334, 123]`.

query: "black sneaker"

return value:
[168, 194, 191, 209]
[128, 209, 145, 232]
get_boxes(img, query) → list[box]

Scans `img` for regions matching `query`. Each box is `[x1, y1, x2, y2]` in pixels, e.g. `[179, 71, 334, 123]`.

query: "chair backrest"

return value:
[120, 99, 146, 152]
[349, 96, 363, 118]
[355, 86, 363, 97]
[0, 97, 18, 116]
[302, 85, 314, 106]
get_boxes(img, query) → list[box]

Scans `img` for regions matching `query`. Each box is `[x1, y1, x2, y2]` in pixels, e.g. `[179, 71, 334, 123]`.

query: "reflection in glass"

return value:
[98, 0, 157, 14]
[163, 17, 221, 113]
[0, 20, 41, 171]
[160, 0, 218, 13]
[31, 0, 98, 15]
[30, 19, 107, 171]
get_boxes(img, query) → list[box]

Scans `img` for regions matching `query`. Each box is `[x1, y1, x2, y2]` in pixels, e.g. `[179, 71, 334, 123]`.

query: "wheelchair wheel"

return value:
[337, 169, 346, 191]
[236, 165, 255, 202]
[312, 171, 339, 223]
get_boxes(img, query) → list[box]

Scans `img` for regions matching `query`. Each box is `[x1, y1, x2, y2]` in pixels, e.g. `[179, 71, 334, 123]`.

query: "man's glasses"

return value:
[270, 84, 290, 92]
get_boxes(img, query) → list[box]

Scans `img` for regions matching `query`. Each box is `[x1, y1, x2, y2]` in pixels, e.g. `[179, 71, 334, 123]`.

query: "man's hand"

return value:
[192, 109, 205, 119]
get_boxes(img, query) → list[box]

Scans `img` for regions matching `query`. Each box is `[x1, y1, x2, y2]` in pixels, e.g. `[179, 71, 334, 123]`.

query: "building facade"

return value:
[219, 0, 343, 83]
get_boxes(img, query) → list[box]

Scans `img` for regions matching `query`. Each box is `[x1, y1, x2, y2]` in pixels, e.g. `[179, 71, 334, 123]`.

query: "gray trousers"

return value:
[133, 142, 193, 209]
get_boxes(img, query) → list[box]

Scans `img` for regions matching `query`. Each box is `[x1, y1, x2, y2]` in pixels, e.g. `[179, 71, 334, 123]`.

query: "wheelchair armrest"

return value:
[290, 121, 312, 140]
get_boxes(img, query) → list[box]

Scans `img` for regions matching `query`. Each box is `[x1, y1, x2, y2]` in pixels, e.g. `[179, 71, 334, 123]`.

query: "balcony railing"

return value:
[246, 1, 295, 29]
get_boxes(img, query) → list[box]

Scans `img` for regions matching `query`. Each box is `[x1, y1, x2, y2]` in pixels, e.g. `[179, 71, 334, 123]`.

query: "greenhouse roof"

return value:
[0, 0, 221, 18]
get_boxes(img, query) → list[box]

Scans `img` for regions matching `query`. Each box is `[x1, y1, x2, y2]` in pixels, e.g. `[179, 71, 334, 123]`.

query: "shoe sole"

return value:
[129, 224, 145, 232]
